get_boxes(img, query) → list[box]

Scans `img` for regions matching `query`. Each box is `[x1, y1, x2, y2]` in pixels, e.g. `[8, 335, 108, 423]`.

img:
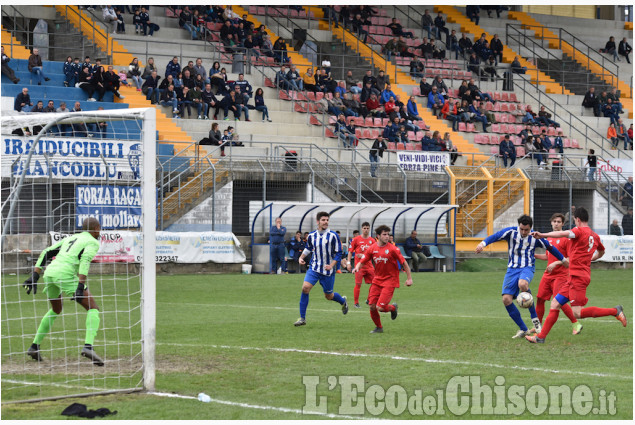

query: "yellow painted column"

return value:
[517, 169, 531, 215]
[481, 167, 494, 235]
[446, 166, 456, 240]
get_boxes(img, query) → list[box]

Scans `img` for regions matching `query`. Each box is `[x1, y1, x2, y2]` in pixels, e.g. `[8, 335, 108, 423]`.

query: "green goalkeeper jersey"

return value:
[36, 232, 100, 279]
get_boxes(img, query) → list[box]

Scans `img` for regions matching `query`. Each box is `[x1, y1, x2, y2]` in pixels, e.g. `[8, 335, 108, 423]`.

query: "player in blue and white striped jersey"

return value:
[294, 211, 348, 326]
[475, 214, 565, 339]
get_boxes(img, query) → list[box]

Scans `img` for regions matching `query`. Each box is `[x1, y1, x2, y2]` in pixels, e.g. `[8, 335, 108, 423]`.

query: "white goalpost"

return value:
[1, 108, 156, 403]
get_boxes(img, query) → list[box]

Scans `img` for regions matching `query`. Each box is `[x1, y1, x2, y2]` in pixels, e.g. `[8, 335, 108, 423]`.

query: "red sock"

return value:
[370, 309, 382, 328]
[353, 284, 361, 304]
[580, 306, 617, 318]
[536, 298, 547, 323]
[561, 303, 577, 323]
[538, 309, 560, 339]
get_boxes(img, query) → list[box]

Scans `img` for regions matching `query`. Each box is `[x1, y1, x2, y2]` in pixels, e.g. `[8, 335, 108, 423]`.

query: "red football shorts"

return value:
[355, 267, 374, 285]
[537, 274, 568, 300]
[558, 275, 589, 307]
[368, 284, 395, 310]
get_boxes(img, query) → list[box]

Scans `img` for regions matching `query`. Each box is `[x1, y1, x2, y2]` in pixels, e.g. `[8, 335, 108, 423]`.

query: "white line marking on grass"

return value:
[2, 378, 104, 392]
[157, 301, 617, 322]
[156, 342, 632, 380]
[148, 391, 364, 419]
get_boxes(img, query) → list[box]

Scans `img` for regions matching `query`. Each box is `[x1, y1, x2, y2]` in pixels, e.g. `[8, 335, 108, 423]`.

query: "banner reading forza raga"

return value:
[2, 136, 141, 180]
[396, 151, 450, 173]
[50, 231, 246, 264]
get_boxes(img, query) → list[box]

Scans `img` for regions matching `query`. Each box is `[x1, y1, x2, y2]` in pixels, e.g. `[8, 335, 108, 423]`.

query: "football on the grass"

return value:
[516, 292, 533, 308]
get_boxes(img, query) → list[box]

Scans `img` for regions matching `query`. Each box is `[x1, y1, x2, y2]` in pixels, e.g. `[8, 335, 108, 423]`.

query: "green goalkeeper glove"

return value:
[23, 271, 40, 295]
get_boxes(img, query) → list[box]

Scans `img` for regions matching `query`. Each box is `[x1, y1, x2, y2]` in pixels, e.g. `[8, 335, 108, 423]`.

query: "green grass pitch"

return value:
[2, 260, 632, 419]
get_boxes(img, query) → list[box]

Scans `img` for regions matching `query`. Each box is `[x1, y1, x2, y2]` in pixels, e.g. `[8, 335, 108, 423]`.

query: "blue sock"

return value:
[505, 303, 527, 331]
[300, 292, 309, 319]
[526, 290, 537, 319]
[331, 292, 345, 305]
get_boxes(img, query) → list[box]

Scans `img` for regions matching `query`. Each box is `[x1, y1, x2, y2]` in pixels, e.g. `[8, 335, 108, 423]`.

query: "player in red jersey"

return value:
[526, 207, 627, 344]
[533, 213, 582, 335]
[346, 222, 376, 308]
[353, 225, 413, 333]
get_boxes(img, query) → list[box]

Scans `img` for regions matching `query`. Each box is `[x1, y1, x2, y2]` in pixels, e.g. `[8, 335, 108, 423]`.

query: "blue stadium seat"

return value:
[1, 83, 115, 103]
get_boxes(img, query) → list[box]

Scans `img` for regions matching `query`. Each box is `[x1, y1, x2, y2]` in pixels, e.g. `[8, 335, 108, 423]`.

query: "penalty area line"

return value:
[148, 391, 364, 419]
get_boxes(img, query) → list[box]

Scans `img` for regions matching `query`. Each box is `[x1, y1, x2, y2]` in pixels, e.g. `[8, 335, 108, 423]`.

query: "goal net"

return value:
[1, 108, 156, 403]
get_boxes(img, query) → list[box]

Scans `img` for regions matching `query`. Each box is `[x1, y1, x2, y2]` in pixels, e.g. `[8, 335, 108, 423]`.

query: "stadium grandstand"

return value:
[0, 4, 633, 416]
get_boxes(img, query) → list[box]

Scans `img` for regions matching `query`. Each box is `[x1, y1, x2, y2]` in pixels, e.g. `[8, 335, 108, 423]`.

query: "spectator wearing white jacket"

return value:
[102, 6, 119, 34]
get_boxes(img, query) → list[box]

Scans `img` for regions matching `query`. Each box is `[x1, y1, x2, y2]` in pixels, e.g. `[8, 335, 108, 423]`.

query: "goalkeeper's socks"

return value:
[505, 303, 527, 331]
[85, 309, 100, 346]
[561, 303, 578, 323]
[299, 292, 309, 319]
[331, 292, 345, 305]
[33, 309, 59, 345]
[370, 309, 382, 328]
[353, 283, 361, 304]
[536, 298, 547, 323]
[538, 309, 560, 339]
[580, 306, 617, 318]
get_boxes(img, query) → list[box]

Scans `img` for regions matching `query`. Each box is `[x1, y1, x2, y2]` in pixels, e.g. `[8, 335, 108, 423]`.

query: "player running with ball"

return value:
[533, 212, 582, 335]
[475, 215, 565, 339]
[294, 211, 348, 326]
[353, 225, 413, 333]
[346, 222, 376, 308]
[23, 217, 104, 366]
[526, 207, 627, 344]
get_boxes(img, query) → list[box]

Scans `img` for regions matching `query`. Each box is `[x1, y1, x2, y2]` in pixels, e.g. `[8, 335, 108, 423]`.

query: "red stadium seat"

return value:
[365, 117, 374, 127]
[396, 143, 406, 150]
[490, 146, 499, 155]
[325, 128, 337, 138]
[355, 117, 365, 126]
[387, 142, 396, 151]
[458, 122, 467, 132]
[373, 118, 383, 127]
[309, 115, 322, 126]
[362, 129, 371, 139]
[509, 93, 518, 102]
[490, 124, 500, 133]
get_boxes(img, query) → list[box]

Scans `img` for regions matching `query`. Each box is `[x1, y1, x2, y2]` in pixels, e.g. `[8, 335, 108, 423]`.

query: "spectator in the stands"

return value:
[361, 81, 378, 103]
[30, 100, 44, 113]
[430, 131, 445, 151]
[607, 122, 619, 149]
[448, 30, 460, 59]
[376, 70, 390, 93]
[397, 36, 415, 58]
[468, 52, 487, 78]
[344, 92, 364, 118]
[533, 136, 548, 168]
[441, 99, 459, 130]
[273, 37, 290, 64]
[160, 84, 179, 116]
[233, 73, 253, 97]
[582, 86, 600, 117]
[104, 65, 125, 99]
[484, 56, 500, 81]
[603, 36, 619, 61]
[468, 79, 493, 103]
[334, 81, 347, 98]
[142, 70, 161, 104]
[366, 93, 384, 118]
[387, 17, 414, 39]
[139, 7, 159, 36]
[140, 57, 155, 80]
[465, 5, 480, 25]
[419, 77, 432, 97]
[222, 5, 241, 23]
[616, 119, 631, 150]
[43, 100, 56, 113]
[490, 34, 503, 63]
[1, 46, 19, 84]
[76, 67, 95, 101]
[383, 37, 399, 61]
[115, 8, 125, 34]
[623, 208, 633, 235]
[63, 56, 80, 88]
[443, 132, 459, 164]
[609, 219, 623, 236]
[303, 67, 317, 93]
[458, 33, 473, 58]
[181, 69, 196, 90]
[410, 58, 424, 79]
[618, 37, 632, 64]
[431, 75, 448, 97]
[103, 6, 118, 34]
[335, 114, 354, 148]
[126, 57, 142, 91]
[553, 131, 564, 154]
[190, 85, 205, 119]
[193, 58, 207, 82]
[499, 134, 516, 167]
[434, 12, 450, 44]
[318, 68, 337, 94]
[607, 88, 623, 114]
[539, 130, 552, 152]
[510, 56, 526, 74]
[165, 56, 181, 79]
[234, 86, 251, 121]
[28, 48, 50, 86]
[253, 87, 271, 122]
[71, 101, 90, 137]
[522, 105, 538, 125]
[345, 70, 362, 94]
[275, 65, 290, 90]
[176, 86, 193, 118]
[200, 122, 221, 146]
[420, 130, 433, 150]
[81, 56, 92, 74]
[200, 83, 218, 119]
[407, 96, 422, 121]
[537, 105, 559, 127]
[585, 149, 597, 181]
[383, 118, 400, 143]
[480, 103, 496, 126]
[469, 101, 489, 132]
[384, 96, 398, 120]
[427, 86, 445, 118]
[330, 91, 358, 117]
[132, 8, 143, 33]
[479, 41, 493, 64]
[417, 37, 432, 59]
[286, 65, 303, 91]
[603, 98, 620, 126]
[351, 14, 369, 43]
[620, 177, 633, 208]
[362, 69, 377, 89]
[421, 9, 435, 39]
[456, 99, 471, 124]
[380, 83, 396, 105]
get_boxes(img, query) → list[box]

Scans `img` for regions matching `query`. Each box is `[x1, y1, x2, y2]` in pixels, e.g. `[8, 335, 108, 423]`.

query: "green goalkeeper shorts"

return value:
[42, 273, 84, 299]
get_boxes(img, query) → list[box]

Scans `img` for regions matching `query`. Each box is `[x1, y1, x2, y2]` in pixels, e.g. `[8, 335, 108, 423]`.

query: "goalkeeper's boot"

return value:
[369, 327, 383, 334]
[341, 296, 349, 315]
[391, 303, 398, 320]
[81, 345, 104, 366]
[27, 344, 43, 362]
[525, 335, 545, 344]
[615, 305, 627, 327]
[572, 322, 583, 335]
[531, 318, 542, 335]
[512, 329, 529, 339]
[293, 317, 306, 327]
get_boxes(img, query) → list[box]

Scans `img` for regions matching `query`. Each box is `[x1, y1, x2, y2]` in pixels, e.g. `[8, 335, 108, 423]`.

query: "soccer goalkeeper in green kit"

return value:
[23, 217, 104, 366]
